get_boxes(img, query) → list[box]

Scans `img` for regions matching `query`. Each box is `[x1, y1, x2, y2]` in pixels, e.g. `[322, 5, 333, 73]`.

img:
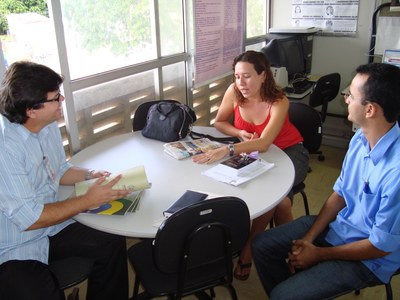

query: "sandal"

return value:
[234, 260, 252, 281]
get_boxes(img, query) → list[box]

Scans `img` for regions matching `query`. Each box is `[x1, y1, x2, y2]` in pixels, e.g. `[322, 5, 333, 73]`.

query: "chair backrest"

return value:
[309, 73, 341, 122]
[153, 196, 250, 274]
[132, 99, 180, 131]
[289, 102, 323, 153]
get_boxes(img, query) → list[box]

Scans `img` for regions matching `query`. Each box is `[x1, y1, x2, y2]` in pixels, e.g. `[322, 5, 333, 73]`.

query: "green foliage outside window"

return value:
[0, 0, 48, 34]
[61, 0, 152, 56]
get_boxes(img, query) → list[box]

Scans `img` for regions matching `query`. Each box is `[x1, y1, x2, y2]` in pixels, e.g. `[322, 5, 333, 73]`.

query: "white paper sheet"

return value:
[202, 159, 275, 186]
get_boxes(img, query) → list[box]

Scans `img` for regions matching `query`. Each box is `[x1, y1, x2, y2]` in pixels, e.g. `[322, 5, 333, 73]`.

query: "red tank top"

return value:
[233, 105, 303, 150]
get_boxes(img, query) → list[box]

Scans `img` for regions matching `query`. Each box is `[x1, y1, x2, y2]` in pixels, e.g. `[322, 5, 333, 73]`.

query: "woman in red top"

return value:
[193, 50, 309, 280]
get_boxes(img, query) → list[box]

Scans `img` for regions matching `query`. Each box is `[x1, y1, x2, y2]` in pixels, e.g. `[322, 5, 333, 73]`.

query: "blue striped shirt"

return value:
[327, 123, 400, 283]
[0, 114, 72, 265]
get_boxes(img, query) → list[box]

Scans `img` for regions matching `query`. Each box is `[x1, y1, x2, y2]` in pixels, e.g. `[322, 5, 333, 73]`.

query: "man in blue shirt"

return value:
[252, 62, 400, 300]
[0, 62, 131, 300]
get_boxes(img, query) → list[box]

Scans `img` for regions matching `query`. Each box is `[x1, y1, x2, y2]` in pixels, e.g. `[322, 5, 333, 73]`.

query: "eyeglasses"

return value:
[39, 93, 62, 104]
[343, 91, 354, 100]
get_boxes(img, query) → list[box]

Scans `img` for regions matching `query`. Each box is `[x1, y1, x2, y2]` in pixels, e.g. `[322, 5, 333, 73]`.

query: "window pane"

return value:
[162, 62, 186, 101]
[60, 0, 154, 79]
[246, 0, 266, 38]
[1, 8, 60, 73]
[159, 0, 184, 56]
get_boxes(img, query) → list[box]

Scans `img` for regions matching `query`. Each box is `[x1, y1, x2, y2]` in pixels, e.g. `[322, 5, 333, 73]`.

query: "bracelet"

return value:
[228, 143, 234, 157]
[85, 169, 94, 180]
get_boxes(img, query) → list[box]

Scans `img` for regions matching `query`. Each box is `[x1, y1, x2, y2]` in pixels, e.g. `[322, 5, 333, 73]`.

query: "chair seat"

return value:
[49, 257, 93, 290]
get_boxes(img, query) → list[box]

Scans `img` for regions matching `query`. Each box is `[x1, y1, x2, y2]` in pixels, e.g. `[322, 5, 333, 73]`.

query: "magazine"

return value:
[163, 138, 222, 160]
[75, 165, 151, 215]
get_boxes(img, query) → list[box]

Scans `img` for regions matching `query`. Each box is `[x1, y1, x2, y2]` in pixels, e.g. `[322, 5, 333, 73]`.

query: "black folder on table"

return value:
[163, 190, 208, 218]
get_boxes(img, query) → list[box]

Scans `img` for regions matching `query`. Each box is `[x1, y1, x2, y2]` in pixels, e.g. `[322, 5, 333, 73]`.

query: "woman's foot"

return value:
[234, 259, 252, 281]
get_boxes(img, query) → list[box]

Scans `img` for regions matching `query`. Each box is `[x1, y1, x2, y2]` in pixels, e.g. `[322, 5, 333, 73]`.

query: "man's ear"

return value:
[26, 108, 37, 119]
[365, 102, 380, 119]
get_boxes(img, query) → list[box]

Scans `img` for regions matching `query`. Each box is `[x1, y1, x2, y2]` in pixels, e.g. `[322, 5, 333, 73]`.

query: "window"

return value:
[0, 0, 270, 157]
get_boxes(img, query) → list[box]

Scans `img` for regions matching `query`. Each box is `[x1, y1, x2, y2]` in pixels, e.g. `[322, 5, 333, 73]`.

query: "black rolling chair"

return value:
[328, 268, 400, 300]
[288, 102, 324, 215]
[132, 99, 180, 131]
[127, 196, 250, 300]
[49, 257, 94, 300]
[309, 73, 341, 123]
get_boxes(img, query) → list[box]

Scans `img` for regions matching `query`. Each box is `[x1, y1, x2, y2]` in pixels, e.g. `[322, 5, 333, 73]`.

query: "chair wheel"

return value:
[318, 154, 325, 161]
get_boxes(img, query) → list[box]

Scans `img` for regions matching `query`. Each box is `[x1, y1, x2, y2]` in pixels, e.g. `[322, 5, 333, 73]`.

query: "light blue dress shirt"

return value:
[326, 123, 400, 283]
[0, 114, 73, 265]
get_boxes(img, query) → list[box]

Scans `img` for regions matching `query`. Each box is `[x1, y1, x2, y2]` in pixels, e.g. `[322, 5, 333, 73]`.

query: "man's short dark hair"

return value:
[356, 63, 400, 123]
[0, 61, 63, 124]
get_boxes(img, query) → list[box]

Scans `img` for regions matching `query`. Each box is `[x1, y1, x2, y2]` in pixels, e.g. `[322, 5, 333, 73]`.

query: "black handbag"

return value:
[142, 102, 197, 142]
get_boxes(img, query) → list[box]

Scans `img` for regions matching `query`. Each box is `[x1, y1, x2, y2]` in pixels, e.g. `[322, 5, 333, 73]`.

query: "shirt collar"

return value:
[359, 123, 400, 165]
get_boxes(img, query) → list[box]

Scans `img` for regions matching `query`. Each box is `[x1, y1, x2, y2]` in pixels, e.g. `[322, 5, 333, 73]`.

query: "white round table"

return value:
[58, 127, 294, 238]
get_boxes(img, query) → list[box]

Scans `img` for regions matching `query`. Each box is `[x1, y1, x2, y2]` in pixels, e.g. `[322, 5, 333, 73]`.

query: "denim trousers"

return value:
[252, 216, 382, 300]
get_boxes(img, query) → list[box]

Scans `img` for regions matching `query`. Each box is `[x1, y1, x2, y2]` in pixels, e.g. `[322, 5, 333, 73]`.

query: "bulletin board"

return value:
[291, 0, 359, 36]
[193, 0, 244, 87]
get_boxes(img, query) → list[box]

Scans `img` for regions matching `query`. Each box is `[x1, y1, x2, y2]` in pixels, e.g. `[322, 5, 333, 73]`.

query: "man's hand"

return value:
[84, 175, 132, 209]
[288, 239, 321, 273]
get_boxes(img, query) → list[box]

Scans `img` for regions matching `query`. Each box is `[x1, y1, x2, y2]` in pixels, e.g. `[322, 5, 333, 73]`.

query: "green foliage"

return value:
[0, 0, 48, 34]
[62, 0, 151, 56]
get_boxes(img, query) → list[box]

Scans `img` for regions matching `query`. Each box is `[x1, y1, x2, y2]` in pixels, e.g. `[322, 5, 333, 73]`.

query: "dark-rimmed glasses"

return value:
[38, 93, 62, 104]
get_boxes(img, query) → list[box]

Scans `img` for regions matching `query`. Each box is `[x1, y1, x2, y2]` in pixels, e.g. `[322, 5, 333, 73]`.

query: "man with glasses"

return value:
[0, 62, 130, 300]
[252, 62, 400, 300]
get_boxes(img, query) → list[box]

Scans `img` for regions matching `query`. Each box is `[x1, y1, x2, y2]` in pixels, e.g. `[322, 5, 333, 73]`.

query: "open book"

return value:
[163, 138, 222, 160]
[75, 165, 151, 215]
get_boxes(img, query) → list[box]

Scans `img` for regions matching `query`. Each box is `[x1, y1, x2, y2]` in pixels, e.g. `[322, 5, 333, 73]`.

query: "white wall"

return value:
[271, 0, 377, 116]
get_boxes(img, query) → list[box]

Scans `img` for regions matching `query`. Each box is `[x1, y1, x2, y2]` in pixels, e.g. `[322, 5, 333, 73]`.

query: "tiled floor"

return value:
[67, 145, 400, 299]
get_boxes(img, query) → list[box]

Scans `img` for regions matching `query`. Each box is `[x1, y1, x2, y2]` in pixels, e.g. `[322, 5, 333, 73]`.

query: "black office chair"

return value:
[132, 99, 180, 131]
[309, 73, 341, 123]
[327, 268, 400, 300]
[288, 102, 324, 215]
[49, 257, 94, 300]
[127, 196, 250, 300]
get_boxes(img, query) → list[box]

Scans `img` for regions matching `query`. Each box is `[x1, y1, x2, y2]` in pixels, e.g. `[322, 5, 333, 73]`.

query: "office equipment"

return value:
[309, 73, 341, 123]
[285, 79, 315, 95]
[382, 49, 400, 67]
[261, 32, 315, 81]
[127, 197, 250, 300]
[271, 66, 288, 87]
[269, 27, 319, 34]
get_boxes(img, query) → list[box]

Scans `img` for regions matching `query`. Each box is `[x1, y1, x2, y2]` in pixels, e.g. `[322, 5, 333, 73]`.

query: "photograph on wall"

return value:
[291, 0, 359, 35]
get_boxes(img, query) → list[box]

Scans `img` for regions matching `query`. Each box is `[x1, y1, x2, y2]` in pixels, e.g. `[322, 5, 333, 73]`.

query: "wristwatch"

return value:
[228, 144, 234, 157]
[85, 169, 95, 180]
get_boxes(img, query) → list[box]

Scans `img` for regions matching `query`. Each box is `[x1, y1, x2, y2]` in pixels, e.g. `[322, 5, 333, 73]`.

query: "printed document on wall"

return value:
[291, 0, 359, 36]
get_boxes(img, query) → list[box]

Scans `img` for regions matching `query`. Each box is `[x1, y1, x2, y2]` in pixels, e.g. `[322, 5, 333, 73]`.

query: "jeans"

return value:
[252, 216, 382, 300]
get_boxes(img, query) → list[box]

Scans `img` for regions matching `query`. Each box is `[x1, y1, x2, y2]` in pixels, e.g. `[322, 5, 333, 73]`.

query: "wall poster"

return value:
[291, 0, 359, 35]
[194, 0, 244, 87]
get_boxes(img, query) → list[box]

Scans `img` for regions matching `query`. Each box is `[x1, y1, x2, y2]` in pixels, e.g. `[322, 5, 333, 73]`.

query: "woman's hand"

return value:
[239, 130, 259, 141]
[192, 147, 229, 164]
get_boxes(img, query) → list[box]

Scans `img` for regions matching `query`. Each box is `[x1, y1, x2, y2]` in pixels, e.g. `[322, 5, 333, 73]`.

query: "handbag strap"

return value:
[190, 131, 240, 144]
